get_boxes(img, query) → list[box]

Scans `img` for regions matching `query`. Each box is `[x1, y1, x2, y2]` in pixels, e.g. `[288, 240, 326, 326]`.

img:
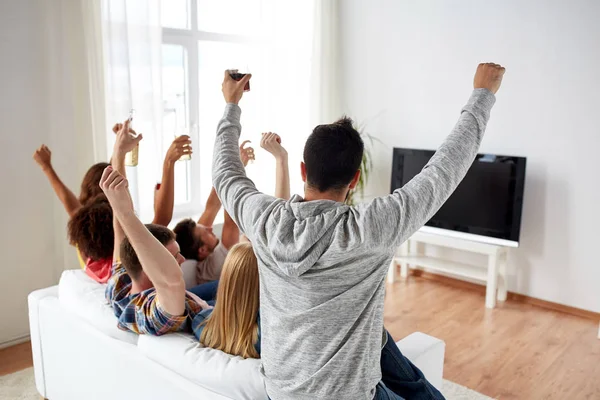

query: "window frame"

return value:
[161, 0, 260, 222]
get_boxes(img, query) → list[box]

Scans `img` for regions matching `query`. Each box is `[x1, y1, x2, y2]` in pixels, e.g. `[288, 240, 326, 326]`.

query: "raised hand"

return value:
[239, 140, 255, 166]
[260, 132, 287, 160]
[113, 119, 143, 155]
[33, 145, 52, 170]
[474, 63, 506, 94]
[165, 135, 192, 164]
[99, 165, 133, 212]
[222, 70, 252, 105]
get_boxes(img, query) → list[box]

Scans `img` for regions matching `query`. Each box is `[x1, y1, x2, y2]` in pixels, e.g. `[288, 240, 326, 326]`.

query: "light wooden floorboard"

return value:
[0, 341, 33, 376]
[384, 276, 600, 400]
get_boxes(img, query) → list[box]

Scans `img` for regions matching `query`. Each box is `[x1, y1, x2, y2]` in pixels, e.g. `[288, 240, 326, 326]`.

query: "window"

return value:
[160, 0, 190, 29]
[161, 44, 191, 206]
[159, 0, 314, 222]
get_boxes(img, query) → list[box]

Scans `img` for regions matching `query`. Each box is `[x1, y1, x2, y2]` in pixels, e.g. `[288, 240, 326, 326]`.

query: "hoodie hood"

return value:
[263, 194, 350, 277]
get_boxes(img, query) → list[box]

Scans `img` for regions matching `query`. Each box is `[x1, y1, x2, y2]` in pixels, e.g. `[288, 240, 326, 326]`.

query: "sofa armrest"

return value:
[396, 332, 445, 390]
[28, 285, 59, 398]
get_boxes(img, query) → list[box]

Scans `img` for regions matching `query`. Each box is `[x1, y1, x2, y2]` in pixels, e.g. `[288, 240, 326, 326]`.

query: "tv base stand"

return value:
[388, 230, 510, 309]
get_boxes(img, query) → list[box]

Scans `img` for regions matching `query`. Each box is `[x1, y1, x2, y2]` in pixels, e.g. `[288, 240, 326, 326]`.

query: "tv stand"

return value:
[388, 230, 510, 308]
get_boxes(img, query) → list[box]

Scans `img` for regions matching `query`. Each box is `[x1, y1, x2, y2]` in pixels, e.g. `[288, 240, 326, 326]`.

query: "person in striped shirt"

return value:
[103, 120, 211, 335]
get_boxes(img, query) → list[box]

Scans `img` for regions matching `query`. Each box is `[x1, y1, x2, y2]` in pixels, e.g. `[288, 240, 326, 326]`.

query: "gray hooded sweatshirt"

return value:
[212, 89, 496, 400]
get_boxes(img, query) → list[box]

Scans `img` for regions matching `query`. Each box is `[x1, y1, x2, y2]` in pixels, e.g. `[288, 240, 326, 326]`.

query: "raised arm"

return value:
[260, 132, 290, 200]
[197, 187, 222, 227]
[33, 145, 82, 217]
[110, 120, 142, 262]
[199, 141, 254, 229]
[212, 71, 278, 236]
[100, 165, 186, 317]
[220, 140, 255, 248]
[152, 135, 192, 226]
[358, 63, 505, 249]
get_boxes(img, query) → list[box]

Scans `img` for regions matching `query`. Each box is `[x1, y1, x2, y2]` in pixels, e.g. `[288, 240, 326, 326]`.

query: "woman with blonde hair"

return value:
[193, 242, 261, 358]
[192, 132, 286, 357]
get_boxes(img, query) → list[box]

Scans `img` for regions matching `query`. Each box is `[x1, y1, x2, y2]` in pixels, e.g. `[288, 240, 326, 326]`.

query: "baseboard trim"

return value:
[0, 335, 30, 350]
[411, 270, 600, 321]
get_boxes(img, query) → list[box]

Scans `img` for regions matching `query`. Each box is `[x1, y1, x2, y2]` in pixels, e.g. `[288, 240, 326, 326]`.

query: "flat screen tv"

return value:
[390, 148, 526, 247]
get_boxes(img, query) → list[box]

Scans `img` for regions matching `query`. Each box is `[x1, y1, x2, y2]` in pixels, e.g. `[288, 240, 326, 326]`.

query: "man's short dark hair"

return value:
[303, 116, 364, 193]
[67, 194, 114, 261]
[173, 218, 204, 261]
[120, 224, 175, 281]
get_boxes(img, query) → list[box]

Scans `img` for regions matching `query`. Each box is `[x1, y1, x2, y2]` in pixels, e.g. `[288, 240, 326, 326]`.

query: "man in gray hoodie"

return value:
[213, 63, 505, 400]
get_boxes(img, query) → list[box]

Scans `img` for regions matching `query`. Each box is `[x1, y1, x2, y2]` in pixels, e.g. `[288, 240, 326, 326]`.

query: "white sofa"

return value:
[28, 270, 446, 400]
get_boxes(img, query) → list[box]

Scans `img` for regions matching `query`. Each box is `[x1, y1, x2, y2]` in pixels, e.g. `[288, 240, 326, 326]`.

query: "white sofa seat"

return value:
[28, 269, 445, 399]
[396, 332, 445, 389]
[58, 269, 138, 345]
[138, 333, 266, 400]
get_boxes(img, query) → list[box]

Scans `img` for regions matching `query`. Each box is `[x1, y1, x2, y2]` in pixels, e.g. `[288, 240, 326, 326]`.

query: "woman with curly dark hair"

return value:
[78, 162, 111, 207]
[67, 194, 115, 283]
[34, 123, 193, 282]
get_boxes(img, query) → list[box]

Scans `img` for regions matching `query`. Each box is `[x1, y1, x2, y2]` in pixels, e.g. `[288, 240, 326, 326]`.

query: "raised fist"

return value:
[474, 63, 506, 94]
[33, 145, 52, 170]
[99, 166, 132, 211]
[260, 132, 287, 160]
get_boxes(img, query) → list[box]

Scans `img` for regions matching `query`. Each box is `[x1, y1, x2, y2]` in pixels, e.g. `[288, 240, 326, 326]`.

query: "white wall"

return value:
[339, 0, 600, 312]
[0, 0, 97, 345]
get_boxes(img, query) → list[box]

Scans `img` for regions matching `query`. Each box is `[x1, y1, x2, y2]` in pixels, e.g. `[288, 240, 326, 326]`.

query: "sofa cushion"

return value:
[58, 269, 138, 345]
[181, 260, 198, 289]
[396, 332, 445, 390]
[138, 333, 267, 400]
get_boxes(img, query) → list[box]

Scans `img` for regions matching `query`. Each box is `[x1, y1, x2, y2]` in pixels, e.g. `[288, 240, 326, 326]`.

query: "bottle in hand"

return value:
[176, 128, 191, 161]
[178, 135, 191, 161]
[229, 71, 250, 92]
[125, 109, 139, 167]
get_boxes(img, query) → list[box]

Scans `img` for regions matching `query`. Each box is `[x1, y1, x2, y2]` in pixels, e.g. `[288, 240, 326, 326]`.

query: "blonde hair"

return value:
[200, 243, 260, 358]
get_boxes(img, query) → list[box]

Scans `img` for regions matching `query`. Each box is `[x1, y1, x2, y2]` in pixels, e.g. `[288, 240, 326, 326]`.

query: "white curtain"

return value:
[310, 0, 342, 126]
[40, 0, 108, 275]
[101, 0, 163, 221]
[0, 0, 110, 343]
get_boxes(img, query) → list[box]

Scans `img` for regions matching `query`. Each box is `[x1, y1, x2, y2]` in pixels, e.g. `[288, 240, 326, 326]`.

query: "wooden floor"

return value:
[0, 341, 33, 376]
[1, 276, 598, 400]
[385, 276, 600, 400]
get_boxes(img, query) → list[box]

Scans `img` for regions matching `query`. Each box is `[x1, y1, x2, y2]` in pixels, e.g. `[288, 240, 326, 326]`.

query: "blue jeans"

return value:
[374, 381, 405, 400]
[377, 330, 445, 400]
[188, 280, 219, 303]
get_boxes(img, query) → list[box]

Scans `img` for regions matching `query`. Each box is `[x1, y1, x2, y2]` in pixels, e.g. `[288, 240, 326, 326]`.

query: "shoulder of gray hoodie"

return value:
[212, 88, 496, 399]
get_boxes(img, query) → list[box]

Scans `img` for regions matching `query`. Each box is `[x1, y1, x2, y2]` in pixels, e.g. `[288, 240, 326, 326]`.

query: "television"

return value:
[390, 148, 526, 247]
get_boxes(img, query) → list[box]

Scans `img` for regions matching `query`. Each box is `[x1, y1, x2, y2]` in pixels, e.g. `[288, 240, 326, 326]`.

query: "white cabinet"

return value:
[388, 230, 510, 309]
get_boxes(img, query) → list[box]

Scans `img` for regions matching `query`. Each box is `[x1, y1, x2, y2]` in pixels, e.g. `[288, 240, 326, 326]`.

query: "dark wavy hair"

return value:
[79, 162, 110, 205]
[67, 194, 114, 261]
[173, 218, 203, 261]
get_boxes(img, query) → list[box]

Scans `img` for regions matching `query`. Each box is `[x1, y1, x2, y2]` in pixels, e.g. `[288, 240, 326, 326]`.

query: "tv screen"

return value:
[390, 148, 526, 244]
